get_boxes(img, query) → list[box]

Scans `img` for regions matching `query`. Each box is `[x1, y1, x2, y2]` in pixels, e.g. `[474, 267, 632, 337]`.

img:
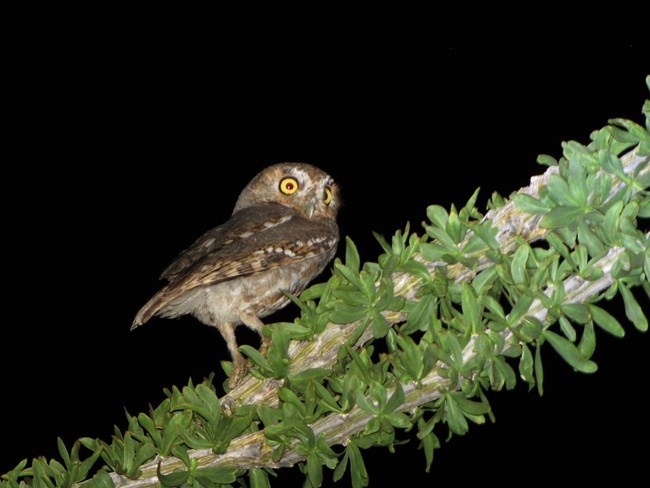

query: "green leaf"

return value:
[639, 198, 650, 218]
[306, 453, 323, 488]
[268, 338, 292, 378]
[535, 342, 544, 396]
[472, 267, 497, 295]
[514, 193, 551, 214]
[547, 174, 577, 206]
[609, 118, 650, 147]
[398, 259, 432, 281]
[300, 282, 327, 301]
[540, 206, 584, 229]
[289, 368, 328, 386]
[421, 432, 440, 473]
[332, 449, 349, 483]
[330, 302, 369, 324]
[537, 154, 558, 166]
[446, 207, 463, 243]
[420, 242, 450, 262]
[562, 303, 590, 324]
[578, 322, 596, 359]
[134, 441, 156, 472]
[563, 141, 601, 172]
[240, 345, 272, 371]
[600, 152, 626, 178]
[427, 205, 448, 229]
[194, 466, 237, 485]
[335, 261, 364, 292]
[444, 395, 469, 435]
[566, 155, 589, 206]
[578, 221, 605, 258]
[314, 382, 342, 413]
[157, 463, 189, 488]
[403, 295, 434, 334]
[279, 388, 306, 417]
[520, 316, 544, 341]
[619, 232, 646, 254]
[345, 236, 360, 273]
[87, 471, 115, 488]
[558, 316, 576, 342]
[519, 343, 535, 389]
[77, 445, 104, 482]
[122, 431, 135, 473]
[250, 468, 271, 488]
[385, 412, 411, 429]
[384, 383, 405, 414]
[546, 231, 572, 261]
[355, 392, 379, 415]
[588, 304, 625, 337]
[484, 295, 505, 319]
[349, 443, 369, 488]
[426, 226, 459, 250]
[511, 244, 530, 285]
[508, 294, 534, 326]
[445, 333, 465, 369]
[422, 344, 438, 377]
[57, 437, 71, 469]
[161, 412, 190, 456]
[619, 282, 648, 332]
[138, 413, 161, 446]
[468, 221, 500, 252]
[369, 309, 388, 338]
[464, 187, 481, 215]
[277, 322, 313, 340]
[454, 395, 490, 416]
[493, 356, 517, 390]
[195, 383, 221, 415]
[461, 282, 480, 333]
[543, 330, 597, 373]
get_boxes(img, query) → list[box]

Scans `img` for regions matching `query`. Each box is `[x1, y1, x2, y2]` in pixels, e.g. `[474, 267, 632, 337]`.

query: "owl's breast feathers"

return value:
[132, 203, 338, 328]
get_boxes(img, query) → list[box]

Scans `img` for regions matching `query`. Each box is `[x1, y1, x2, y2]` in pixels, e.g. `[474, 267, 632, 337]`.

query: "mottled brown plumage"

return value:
[132, 163, 340, 387]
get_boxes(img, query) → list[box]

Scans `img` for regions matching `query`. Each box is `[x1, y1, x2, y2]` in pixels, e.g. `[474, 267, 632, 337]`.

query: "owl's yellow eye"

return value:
[279, 177, 299, 195]
[323, 186, 333, 205]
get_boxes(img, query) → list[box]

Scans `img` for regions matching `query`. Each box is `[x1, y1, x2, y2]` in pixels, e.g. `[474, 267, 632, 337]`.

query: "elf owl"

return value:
[132, 163, 340, 387]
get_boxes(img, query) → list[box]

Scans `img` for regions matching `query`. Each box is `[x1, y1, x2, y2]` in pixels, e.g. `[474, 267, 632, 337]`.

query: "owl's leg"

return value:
[240, 312, 273, 355]
[215, 321, 247, 389]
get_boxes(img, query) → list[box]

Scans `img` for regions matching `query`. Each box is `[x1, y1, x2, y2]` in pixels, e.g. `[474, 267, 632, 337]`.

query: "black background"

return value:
[3, 22, 649, 487]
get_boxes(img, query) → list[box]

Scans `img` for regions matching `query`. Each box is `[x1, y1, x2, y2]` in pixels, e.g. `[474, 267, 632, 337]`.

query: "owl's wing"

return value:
[159, 226, 228, 281]
[132, 204, 338, 327]
[159, 204, 296, 281]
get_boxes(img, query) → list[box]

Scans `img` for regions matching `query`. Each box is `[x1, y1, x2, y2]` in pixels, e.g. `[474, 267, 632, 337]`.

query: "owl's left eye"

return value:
[279, 177, 299, 195]
[323, 186, 333, 205]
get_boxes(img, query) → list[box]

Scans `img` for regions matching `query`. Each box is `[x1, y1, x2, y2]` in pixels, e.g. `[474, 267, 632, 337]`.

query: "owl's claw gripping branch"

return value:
[228, 353, 250, 389]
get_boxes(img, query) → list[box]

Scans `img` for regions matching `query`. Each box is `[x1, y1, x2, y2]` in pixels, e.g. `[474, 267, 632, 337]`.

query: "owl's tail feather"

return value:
[131, 287, 172, 330]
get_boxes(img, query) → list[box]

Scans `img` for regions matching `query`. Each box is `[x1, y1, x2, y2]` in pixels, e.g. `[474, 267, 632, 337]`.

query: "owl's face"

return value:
[233, 163, 341, 221]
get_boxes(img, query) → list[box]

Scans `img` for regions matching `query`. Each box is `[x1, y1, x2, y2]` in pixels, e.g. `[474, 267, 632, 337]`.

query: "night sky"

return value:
[3, 32, 649, 486]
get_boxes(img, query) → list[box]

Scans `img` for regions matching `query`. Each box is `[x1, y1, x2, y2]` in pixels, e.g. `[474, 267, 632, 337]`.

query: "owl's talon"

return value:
[259, 336, 273, 356]
[228, 356, 249, 389]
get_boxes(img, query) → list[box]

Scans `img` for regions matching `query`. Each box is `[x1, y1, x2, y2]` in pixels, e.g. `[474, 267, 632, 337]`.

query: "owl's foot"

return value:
[228, 354, 249, 389]
[259, 334, 273, 356]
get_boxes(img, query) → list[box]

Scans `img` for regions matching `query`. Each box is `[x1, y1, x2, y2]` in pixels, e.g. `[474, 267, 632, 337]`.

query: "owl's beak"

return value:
[303, 203, 316, 218]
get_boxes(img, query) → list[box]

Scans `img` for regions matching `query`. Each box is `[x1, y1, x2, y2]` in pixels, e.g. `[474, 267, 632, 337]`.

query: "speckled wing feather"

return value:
[132, 203, 338, 327]
[159, 203, 295, 281]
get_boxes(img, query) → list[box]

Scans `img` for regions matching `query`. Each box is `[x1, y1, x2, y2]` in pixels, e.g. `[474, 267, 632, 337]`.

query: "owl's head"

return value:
[233, 163, 341, 220]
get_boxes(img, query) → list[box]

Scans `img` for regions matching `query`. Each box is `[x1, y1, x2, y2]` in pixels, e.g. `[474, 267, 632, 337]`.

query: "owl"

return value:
[132, 163, 340, 387]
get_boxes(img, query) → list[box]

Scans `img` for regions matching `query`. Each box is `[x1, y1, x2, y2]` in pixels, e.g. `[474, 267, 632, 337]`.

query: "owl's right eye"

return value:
[323, 186, 333, 205]
[279, 177, 299, 195]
